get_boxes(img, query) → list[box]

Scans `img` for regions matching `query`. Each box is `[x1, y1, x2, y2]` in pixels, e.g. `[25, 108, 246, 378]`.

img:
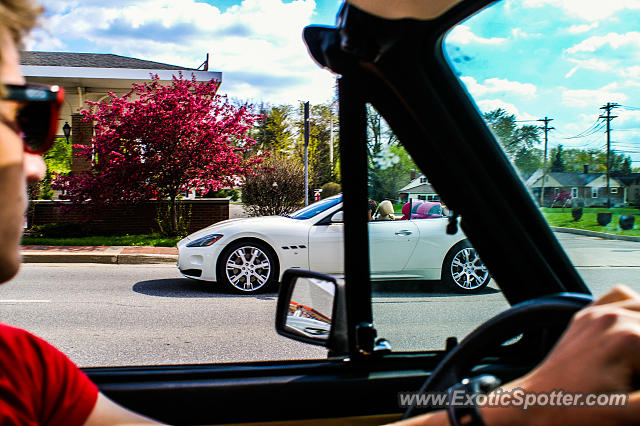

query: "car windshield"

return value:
[286, 194, 342, 220]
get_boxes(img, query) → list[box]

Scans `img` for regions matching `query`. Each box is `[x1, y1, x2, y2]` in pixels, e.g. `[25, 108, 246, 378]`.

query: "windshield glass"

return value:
[443, 0, 640, 296]
[287, 194, 342, 220]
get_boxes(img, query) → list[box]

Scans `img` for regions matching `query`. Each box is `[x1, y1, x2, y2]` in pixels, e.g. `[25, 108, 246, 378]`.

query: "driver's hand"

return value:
[393, 285, 640, 426]
[481, 285, 640, 425]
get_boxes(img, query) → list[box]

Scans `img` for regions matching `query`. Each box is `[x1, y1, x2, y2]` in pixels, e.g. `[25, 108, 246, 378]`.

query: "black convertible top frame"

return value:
[323, 0, 590, 358]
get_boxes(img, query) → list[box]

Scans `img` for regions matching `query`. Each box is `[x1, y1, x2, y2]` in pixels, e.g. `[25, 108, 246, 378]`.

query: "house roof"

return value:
[399, 173, 429, 192]
[531, 172, 602, 187]
[399, 183, 436, 194]
[616, 173, 640, 185]
[20, 51, 196, 70]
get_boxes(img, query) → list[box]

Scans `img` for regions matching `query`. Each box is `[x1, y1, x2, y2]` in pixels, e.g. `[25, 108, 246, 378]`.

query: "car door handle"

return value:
[395, 230, 412, 236]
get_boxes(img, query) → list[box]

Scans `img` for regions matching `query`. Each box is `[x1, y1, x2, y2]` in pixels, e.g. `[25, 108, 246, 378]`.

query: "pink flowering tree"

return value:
[54, 74, 263, 235]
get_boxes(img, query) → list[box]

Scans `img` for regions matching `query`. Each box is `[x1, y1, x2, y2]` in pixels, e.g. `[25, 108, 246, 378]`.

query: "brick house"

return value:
[617, 173, 640, 205]
[526, 171, 626, 206]
[21, 51, 221, 175]
[22, 52, 229, 233]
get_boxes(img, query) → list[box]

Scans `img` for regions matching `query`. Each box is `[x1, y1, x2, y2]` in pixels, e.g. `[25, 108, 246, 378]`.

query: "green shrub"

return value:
[320, 182, 341, 199]
[29, 222, 93, 238]
[571, 207, 583, 221]
[205, 188, 240, 201]
[242, 155, 304, 216]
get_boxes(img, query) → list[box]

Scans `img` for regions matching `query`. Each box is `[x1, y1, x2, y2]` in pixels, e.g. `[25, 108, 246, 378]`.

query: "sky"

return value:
[445, 0, 640, 167]
[25, 0, 640, 167]
[28, 0, 342, 105]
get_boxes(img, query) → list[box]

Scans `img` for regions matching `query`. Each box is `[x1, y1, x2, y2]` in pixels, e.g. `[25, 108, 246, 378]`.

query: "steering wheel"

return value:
[403, 292, 593, 419]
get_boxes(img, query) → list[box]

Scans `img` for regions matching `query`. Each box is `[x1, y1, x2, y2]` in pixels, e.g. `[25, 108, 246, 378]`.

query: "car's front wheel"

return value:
[217, 241, 278, 294]
[441, 240, 490, 293]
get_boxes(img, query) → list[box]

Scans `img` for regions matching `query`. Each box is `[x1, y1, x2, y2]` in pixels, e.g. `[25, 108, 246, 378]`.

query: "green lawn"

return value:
[541, 208, 640, 237]
[22, 234, 180, 247]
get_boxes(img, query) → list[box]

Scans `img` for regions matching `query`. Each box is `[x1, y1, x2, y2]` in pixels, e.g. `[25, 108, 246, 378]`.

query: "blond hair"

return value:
[0, 0, 41, 47]
[0, 0, 41, 96]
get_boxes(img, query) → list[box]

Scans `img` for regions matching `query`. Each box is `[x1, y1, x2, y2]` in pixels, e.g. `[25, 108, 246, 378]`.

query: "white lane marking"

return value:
[0, 300, 51, 303]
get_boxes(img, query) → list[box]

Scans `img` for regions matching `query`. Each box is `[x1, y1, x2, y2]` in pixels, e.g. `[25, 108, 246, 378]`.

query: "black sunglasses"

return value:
[0, 83, 65, 154]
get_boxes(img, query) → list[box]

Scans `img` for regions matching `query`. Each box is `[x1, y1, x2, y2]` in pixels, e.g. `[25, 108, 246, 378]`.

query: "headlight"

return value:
[186, 234, 223, 247]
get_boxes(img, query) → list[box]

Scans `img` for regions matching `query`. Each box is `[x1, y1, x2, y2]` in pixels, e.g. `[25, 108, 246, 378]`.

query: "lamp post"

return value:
[62, 121, 71, 143]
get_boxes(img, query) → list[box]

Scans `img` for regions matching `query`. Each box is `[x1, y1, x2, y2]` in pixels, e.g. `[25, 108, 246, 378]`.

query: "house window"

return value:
[419, 177, 427, 183]
[571, 187, 578, 198]
[611, 187, 618, 194]
[418, 195, 426, 200]
[592, 188, 598, 198]
[554, 188, 559, 195]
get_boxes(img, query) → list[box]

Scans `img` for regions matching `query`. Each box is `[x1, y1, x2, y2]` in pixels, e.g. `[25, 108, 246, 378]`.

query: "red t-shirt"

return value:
[0, 323, 98, 425]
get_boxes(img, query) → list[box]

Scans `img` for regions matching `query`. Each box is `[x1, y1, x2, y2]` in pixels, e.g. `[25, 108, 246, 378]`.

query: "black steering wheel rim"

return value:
[404, 292, 593, 419]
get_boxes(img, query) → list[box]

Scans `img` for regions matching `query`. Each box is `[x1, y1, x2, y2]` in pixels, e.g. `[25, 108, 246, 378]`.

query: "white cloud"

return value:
[567, 22, 599, 34]
[461, 76, 537, 98]
[615, 109, 640, 129]
[567, 31, 640, 54]
[475, 99, 537, 121]
[565, 66, 579, 78]
[621, 65, 640, 78]
[523, 0, 640, 21]
[561, 83, 627, 107]
[510, 28, 541, 39]
[32, 0, 335, 105]
[446, 25, 506, 45]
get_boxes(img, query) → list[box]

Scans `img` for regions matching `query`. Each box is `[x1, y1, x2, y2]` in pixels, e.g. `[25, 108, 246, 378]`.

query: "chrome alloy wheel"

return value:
[450, 247, 489, 291]
[225, 245, 272, 292]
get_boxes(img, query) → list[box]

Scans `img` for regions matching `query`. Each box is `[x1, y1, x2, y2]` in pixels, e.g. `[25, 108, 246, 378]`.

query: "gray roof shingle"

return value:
[546, 172, 602, 186]
[400, 183, 436, 194]
[20, 51, 196, 70]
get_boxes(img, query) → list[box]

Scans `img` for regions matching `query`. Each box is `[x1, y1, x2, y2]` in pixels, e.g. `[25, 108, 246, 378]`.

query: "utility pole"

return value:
[304, 101, 310, 206]
[537, 117, 554, 207]
[599, 102, 619, 208]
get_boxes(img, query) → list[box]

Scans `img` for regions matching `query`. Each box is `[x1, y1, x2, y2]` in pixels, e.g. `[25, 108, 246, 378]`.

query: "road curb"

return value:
[21, 253, 177, 264]
[117, 254, 178, 264]
[552, 227, 640, 242]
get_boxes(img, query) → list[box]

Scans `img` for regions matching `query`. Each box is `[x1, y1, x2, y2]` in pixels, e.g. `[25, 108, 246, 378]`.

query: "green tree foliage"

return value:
[252, 104, 294, 154]
[293, 102, 339, 193]
[365, 106, 416, 202]
[550, 144, 565, 172]
[28, 137, 71, 200]
[513, 147, 543, 178]
[483, 108, 541, 157]
[370, 144, 418, 202]
[560, 148, 632, 175]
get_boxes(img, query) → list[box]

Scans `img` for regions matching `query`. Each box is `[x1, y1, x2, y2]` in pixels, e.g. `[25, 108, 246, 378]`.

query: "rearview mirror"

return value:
[276, 269, 348, 354]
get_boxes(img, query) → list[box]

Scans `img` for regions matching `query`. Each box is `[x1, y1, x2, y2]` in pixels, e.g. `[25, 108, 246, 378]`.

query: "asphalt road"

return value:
[0, 233, 638, 367]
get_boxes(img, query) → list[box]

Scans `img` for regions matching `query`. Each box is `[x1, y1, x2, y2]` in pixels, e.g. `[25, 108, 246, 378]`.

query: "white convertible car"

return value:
[177, 194, 490, 294]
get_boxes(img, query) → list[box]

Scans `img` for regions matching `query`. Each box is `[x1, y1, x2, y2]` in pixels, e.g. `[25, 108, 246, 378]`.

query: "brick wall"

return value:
[27, 199, 229, 235]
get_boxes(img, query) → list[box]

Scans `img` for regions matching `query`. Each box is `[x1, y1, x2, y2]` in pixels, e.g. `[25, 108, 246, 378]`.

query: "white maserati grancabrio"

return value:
[177, 194, 490, 294]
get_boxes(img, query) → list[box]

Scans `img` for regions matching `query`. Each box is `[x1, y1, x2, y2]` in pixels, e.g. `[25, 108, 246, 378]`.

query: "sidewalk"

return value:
[21, 245, 178, 264]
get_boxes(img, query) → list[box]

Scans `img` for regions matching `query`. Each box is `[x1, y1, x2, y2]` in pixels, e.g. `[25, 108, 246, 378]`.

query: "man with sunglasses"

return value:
[0, 1, 160, 424]
[2, 0, 640, 425]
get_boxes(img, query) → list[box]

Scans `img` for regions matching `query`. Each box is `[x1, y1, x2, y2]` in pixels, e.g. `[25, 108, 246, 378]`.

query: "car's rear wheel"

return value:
[441, 240, 490, 293]
[217, 241, 278, 294]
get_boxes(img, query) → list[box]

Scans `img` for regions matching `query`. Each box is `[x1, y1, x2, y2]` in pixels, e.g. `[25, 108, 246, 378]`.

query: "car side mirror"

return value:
[276, 269, 348, 354]
[330, 211, 343, 223]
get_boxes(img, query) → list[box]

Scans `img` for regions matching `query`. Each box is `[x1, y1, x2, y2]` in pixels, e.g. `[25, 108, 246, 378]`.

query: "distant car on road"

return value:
[177, 195, 490, 294]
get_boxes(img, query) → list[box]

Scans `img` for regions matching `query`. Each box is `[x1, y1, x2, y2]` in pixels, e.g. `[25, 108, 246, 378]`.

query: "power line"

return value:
[563, 120, 605, 139]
